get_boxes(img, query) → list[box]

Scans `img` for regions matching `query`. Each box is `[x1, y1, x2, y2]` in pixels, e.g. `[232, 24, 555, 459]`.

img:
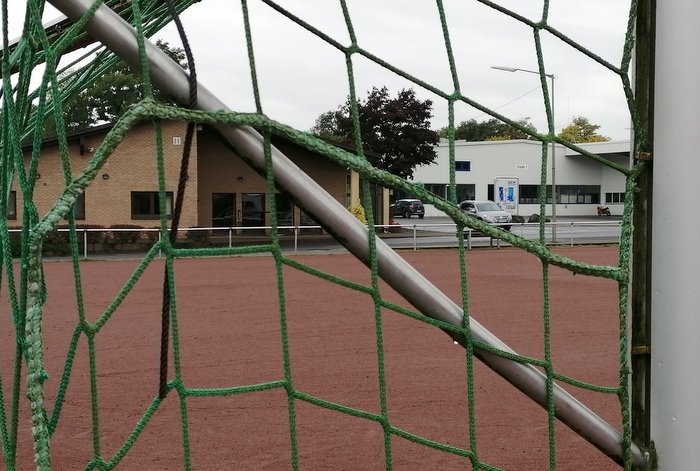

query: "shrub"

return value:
[145, 227, 161, 241]
[109, 224, 143, 244]
[185, 227, 208, 243]
[43, 226, 71, 255]
[349, 203, 367, 225]
[76, 224, 107, 244]
[527, 214, 550, 223]
[388, 221, 403, 233]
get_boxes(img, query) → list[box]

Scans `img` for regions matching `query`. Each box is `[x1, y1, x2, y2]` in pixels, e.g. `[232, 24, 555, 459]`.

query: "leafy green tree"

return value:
[437, 117, 537, 141]
[311, 86, 439, 179]
[46, 40, 188, 134]
[311, 110, 344, 142]
[558, 116, 610, 143]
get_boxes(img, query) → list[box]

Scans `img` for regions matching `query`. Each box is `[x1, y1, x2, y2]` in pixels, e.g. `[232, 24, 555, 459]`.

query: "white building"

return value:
[405, 138, 631, 217]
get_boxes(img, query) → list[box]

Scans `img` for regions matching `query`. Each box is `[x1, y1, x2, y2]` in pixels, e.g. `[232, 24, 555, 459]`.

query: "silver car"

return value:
[459, 200, 512, 231]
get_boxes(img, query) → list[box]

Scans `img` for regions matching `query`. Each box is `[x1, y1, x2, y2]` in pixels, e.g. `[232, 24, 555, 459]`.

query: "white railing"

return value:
[387, 220, 623, 250]
[8, 220, 623, 259]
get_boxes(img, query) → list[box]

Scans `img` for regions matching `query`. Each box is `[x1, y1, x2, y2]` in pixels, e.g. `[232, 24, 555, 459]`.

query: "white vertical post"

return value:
[294, 226, 298, 254]
[549, 74, 557, 243]
[651, 2, 700, 468]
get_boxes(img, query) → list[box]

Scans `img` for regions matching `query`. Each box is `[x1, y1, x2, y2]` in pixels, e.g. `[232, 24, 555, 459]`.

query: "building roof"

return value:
[28, 120, 382, 161]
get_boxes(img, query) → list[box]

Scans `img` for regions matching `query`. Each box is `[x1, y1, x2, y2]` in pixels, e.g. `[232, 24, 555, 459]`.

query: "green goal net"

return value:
[0, 1, 651, 470]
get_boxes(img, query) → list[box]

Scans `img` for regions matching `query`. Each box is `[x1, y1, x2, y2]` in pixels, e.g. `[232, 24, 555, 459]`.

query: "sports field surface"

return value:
[1, 246, 622, 470]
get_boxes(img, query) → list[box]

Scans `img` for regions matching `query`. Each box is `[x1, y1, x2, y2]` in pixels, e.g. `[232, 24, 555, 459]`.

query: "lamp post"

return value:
[491, 66, 557, 242]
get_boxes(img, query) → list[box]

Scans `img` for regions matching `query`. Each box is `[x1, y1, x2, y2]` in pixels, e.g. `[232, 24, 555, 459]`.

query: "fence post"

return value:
[294, 226, 298, 254]
[570, 222, 574, 247]
[83, 229, 88, 260]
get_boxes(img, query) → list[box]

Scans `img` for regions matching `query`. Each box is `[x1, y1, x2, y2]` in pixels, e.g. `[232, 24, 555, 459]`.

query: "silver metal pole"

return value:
[651, 1, 700, 468]
[294, 226, 298, 254]
[48, 1, 647, 467]
[491, 66, 556, 242]
[550, 74, 557, 243]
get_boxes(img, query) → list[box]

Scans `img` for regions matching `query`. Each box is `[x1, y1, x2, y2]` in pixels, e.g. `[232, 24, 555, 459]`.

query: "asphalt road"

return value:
[272, 216, 622, 254]
[390, 216, 622, 248]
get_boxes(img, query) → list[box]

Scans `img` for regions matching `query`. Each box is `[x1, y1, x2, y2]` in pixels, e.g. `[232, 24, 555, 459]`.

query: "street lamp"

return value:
[491, 66, 557, 242]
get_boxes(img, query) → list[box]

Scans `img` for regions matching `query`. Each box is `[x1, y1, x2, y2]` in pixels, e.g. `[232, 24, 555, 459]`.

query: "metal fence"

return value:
[17, 220, 623, 259]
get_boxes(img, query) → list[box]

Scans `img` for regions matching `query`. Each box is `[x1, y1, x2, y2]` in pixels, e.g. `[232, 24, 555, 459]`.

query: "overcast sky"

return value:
[18, 1, 634, 140]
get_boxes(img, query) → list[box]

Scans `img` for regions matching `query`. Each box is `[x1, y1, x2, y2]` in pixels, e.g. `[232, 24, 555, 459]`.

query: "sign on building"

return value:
[494, 177, 519, 214]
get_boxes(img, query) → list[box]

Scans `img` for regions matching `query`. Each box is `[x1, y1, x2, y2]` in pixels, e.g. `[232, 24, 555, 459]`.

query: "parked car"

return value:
[390, 199, 425, 219]
[459, 200, 512, 231]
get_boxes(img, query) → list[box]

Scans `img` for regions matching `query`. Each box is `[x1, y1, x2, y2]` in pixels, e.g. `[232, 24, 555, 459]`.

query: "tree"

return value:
[311, 87, 439, 179]
[311, 110, 344, 142]
[558, 116, 610, 143]
[437, 117, 538, 141]
[46, 40, 188, 134]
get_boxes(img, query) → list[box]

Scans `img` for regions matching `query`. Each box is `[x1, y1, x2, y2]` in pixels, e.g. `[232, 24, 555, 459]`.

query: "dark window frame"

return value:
[455, 161, 471, 172]
[605, 192, 625, 204]
[74, 192, 86, 220]
[519, 185, 540, 204]
[7, 191, 16, 220]
[558, 185, 600, 205]
[131, 191, 173, 220]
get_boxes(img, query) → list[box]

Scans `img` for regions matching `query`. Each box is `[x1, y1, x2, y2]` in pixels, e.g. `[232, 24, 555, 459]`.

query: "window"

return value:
[557, 185, 600, 205]
[424, 184, 446, 199]
[7, 191, 16, 220]
[605, 192, 625, 204]
[519, 185, 540, 204]
[74, 192, 85, 220]
[275, 193, 293, 226]
[452, 184, 475, 202]
[393, 184, 474, 204]
[212, 193, 235, 227]
[131, 192, 173, 219]
[455, 161, 471, 171]
[394, 183, 446, 202]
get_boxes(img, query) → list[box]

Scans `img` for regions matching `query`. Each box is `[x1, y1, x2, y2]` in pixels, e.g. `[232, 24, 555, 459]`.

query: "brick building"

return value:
[16, 121, 373, 230]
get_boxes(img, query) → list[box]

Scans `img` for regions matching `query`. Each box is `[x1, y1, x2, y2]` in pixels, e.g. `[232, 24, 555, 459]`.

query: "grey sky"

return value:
[20, 1, 634, 140]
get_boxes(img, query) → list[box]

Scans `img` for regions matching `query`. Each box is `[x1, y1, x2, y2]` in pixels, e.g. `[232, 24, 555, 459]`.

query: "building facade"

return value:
[405, 138, 631, 217]
[14, 121, 356, 230]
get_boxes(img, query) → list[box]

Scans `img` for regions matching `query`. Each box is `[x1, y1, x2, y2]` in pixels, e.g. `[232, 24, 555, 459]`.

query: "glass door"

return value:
[242, 193, 266, 233]
[212, 193, 235, 227]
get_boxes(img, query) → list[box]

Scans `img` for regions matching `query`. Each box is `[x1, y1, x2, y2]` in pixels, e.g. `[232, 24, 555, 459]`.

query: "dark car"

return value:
[390, 199, 425, 219]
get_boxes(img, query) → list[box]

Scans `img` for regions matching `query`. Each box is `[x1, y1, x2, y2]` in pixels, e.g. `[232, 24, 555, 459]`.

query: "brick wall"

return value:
[13, 122, 349, 230]
[196, 128, 348, 227]
[14, 120, 198, 228]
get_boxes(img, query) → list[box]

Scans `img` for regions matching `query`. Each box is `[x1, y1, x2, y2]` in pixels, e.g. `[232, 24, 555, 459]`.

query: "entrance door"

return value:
[212, 193, 235, 227]
[242, 193, 266, 233]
